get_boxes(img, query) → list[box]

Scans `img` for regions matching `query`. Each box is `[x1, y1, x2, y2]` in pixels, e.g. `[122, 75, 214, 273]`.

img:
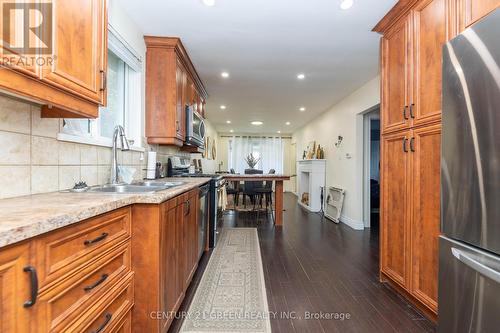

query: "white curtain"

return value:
[229, 136, 284, 174]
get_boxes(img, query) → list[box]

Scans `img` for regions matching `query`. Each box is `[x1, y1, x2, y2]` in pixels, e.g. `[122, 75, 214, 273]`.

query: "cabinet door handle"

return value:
[410, 137, 415, 152]
[185, 200, 191, 216]
[84, 232, 109, 246]
[23, 266, 38, 308]
[176, 120, 180, 132]
[403, 105, 409, 120]
[100, 70, 107, 91]
[409, 103, 415, 119]
[90, 313, 112, 333]
[402, 138, 408, 153]
[84, 274, 108, 292]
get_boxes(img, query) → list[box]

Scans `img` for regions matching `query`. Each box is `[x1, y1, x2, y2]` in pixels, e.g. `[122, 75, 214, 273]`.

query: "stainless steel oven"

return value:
[185, 105, 205, 147]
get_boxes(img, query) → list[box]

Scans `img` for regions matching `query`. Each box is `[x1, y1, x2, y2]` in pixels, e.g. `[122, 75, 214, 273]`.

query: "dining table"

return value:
[222, 174, 291, 226]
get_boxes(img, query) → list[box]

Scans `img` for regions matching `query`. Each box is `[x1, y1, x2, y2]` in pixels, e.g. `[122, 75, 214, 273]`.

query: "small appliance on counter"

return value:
[167, 156, 193, 177]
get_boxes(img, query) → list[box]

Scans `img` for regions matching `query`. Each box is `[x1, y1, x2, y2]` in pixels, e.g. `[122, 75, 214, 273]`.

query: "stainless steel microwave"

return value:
[185, 104, 205, 147]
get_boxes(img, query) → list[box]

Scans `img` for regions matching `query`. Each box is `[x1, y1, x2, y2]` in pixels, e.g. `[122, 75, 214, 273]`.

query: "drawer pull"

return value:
[90, 313, 112, 333]
[23, 266, 38, 308]
[84, 274, 108, 292]
[84, 232, 109, 246]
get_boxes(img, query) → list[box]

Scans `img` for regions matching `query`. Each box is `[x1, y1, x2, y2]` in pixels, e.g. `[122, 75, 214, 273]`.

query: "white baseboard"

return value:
[340, 214, 365, 230]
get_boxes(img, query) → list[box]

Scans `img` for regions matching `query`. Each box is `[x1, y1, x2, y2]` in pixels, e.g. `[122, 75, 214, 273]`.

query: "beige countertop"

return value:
[0, 177, 211, 249]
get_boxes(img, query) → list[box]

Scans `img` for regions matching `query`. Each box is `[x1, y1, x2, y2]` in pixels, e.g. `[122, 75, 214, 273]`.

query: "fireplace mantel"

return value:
[297, 159, 326, 212]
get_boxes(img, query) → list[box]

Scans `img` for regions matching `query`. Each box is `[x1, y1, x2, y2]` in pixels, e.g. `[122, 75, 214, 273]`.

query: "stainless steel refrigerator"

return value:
[439, 8, 500, 333]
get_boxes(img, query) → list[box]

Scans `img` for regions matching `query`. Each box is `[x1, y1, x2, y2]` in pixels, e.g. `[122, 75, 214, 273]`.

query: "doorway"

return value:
[363, 107, 380, 229]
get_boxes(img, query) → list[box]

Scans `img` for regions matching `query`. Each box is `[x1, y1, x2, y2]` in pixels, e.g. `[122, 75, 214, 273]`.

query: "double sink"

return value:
[83, 181, 185, 194]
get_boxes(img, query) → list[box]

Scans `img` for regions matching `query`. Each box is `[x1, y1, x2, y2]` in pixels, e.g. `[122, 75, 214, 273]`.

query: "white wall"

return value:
[292, 77, 380, 229]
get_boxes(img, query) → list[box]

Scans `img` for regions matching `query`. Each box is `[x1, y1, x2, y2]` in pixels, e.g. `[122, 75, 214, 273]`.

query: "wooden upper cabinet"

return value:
[381, 130, 411, 289]
[381, 17, 411, 134]
[145, 36, 207, 146]
[41, 0, 106, 104]
[460, 0, 500, 30]
[410, 124, 441, 313]
[0, 0, 107, 118]
[411, 0, 447, 126]
[0, 243, 33, 333]
[176, 60, 187, 141]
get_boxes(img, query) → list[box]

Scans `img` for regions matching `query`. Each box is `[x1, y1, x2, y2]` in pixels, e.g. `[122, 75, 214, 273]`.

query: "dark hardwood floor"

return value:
[169, 193, 435, 333]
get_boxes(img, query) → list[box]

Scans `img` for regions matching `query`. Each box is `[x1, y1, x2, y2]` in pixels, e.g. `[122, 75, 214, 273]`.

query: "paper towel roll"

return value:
[146, 151, 157, 179]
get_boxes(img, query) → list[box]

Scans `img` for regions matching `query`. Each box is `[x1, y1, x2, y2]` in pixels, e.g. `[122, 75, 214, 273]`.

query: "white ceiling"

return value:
[120, 0, 397, 134]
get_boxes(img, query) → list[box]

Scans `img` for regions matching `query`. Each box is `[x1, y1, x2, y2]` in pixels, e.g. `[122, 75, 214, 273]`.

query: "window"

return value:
[228, 136, 284, 173]
[59, 27, 143, 149]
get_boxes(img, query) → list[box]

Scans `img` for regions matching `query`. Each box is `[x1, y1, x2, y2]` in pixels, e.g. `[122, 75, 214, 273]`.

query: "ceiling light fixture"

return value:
[202, 0, 215, 7]
[340, 0, 354, 10]
[285, 121, 291, 125]
[221, 72, 230, 78]
[299, 107, 306, 112]
[230, 129, 234, 133]
[226, 120, 231, 124]
[277, 130, 281, 134]
[251, 121, 263, 126]
[220, 105, 226, 110]
[297, 73, 305, 80]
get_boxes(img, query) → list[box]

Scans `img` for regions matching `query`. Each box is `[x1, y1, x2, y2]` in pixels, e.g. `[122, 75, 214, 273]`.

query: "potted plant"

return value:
[244, 153, 261, 169]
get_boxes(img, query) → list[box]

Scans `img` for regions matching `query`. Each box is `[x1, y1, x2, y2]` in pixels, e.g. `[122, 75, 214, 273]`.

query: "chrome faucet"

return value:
[110, 125, 130, 184]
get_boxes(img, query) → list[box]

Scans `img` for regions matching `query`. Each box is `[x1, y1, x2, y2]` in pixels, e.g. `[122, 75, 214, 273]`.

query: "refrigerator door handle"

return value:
[452, 247, 500, 284]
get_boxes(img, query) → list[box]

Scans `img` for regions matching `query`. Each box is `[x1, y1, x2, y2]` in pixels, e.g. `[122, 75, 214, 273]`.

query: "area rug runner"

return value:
[179, 228, 272, 333]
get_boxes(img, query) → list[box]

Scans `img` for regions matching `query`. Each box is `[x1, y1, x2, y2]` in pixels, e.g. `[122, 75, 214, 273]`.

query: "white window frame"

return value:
[57, 25, 144, 151]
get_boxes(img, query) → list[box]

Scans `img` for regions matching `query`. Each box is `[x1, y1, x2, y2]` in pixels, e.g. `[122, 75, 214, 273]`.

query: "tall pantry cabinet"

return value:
[373, 0, 500, 321]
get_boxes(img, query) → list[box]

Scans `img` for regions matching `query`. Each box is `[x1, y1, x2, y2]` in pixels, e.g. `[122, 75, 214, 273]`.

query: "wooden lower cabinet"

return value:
[380, 125, 440, 318]
[132, 188, 200, 333]
[0, 243, 33, 333]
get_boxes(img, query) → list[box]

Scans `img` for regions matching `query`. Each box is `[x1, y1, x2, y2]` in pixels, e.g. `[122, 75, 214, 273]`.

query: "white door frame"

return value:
[361, 105, 380, 228]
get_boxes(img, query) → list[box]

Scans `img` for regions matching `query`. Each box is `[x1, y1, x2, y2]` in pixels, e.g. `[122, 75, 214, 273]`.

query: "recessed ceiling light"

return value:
[297, 73, 305, 80]
[221, 72, 230, 78]
[285, 121, 291, 125]
[277, 130, 281, 134]
[340, 0, 354, 10]
[220, 105, 226, 110]
[251, 121, 263, 126]
[226, 120, 231, 124]
[230, 129, 234, 133]
[202, 0, 215, 7]
[299, 107, 306, 112]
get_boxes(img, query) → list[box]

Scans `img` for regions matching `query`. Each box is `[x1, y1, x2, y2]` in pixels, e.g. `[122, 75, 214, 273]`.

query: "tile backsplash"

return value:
[0, 95, 183, 199]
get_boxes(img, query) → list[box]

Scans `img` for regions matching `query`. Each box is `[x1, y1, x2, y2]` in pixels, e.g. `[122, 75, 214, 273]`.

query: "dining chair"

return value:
[226, 168, 240, 207]
[242, 169, 263, 209]
[255, 169, 276, 213]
